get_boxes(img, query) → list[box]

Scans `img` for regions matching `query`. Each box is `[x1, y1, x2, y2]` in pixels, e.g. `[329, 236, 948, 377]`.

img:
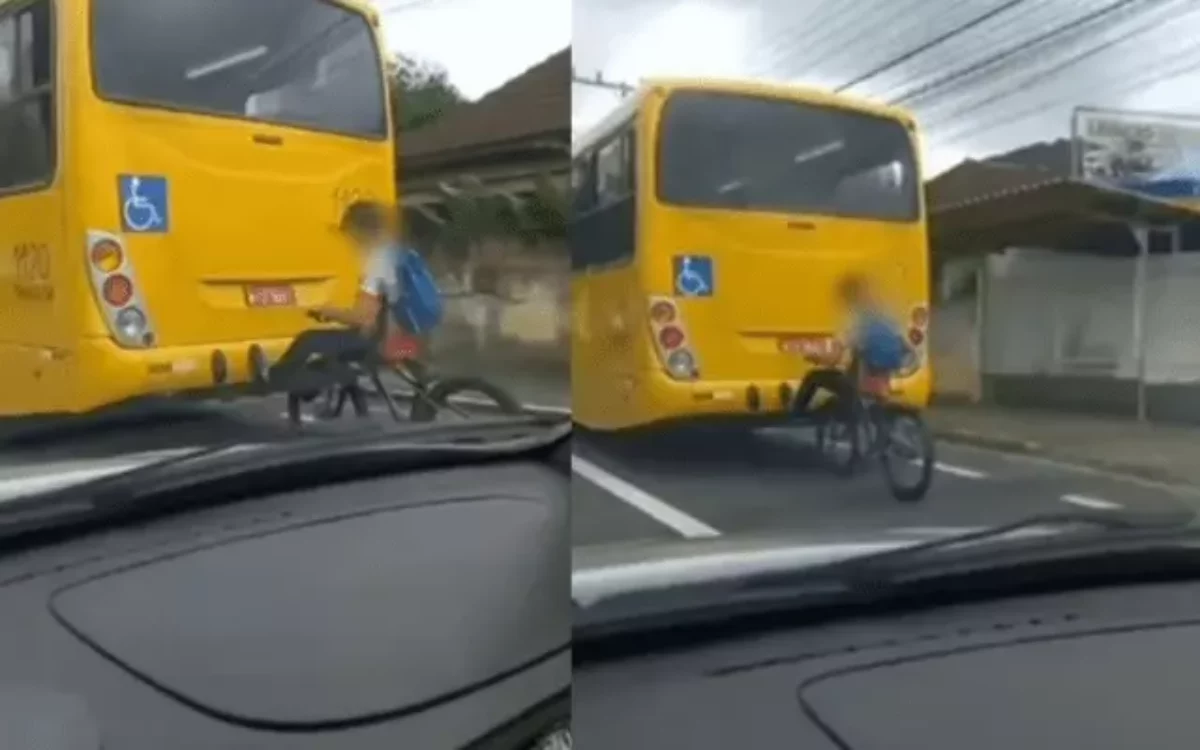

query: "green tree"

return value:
[388, 53, 465, 133]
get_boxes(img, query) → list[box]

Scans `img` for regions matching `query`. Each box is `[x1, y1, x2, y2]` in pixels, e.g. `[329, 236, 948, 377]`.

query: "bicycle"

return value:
[807, 353, 935, 502]
[286, 304, 523, 426]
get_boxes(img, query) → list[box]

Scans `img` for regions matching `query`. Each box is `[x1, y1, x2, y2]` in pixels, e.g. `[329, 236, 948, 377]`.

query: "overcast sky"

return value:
[374, 0, 569, 100]
[573, 0, 1200, 174]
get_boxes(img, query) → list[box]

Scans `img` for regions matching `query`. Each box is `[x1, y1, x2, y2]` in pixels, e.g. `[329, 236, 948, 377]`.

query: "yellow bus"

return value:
[571, 78, 930, 432]
[0, 0, 395, 418]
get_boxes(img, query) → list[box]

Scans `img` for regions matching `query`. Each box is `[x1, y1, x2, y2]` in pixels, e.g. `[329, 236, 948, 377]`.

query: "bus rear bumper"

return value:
[634, 369, 932, 428]
[75, 336, 299, 408]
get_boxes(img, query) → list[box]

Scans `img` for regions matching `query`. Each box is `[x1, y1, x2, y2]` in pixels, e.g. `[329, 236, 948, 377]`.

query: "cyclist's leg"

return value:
[271, 329, 370, 381]
[794, 369, 852, 415]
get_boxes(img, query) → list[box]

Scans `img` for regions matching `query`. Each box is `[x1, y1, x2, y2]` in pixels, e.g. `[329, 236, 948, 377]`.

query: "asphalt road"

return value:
[571, 425, 1200, 546]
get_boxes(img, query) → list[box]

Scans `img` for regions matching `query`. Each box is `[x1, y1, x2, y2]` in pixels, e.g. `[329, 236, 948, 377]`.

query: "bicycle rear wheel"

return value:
[878, 407, 935, 502]
[409, 376, 523, 422]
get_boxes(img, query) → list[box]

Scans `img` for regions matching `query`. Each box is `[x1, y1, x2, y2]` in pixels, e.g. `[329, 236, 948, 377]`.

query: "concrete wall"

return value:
[427, 242, 569, 378]
[970, 247, 1200, 424]
[931, 296, 980, 403]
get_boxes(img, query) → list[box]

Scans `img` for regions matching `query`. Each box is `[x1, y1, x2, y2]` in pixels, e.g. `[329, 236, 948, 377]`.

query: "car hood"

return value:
[572, 527, 1009, 607]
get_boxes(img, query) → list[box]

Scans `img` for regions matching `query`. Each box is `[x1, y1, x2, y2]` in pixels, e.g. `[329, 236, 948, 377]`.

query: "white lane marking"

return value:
[1060, 493, 1122, 511]
[933, 462, 987, 479]
[572, 455, 721, 539]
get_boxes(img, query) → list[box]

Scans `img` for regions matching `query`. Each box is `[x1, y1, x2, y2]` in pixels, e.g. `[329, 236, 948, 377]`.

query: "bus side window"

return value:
[572, 154, 596, 215]
[0, 0, 53, 193]
[570, 153, 595, 271]
[595, 135, 628, 205]
[572, 122, 636, 272]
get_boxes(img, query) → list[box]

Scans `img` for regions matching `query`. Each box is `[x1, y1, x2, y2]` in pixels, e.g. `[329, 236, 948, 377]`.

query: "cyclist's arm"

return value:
[315, 249, 388, 331]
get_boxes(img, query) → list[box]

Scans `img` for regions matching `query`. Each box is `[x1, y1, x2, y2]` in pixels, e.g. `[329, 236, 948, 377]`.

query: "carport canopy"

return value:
[930, 177, 1200, 259]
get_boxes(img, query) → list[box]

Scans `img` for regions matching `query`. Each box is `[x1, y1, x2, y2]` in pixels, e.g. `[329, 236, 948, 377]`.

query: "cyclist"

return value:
[791, 273, 909, 414]
[268, 200, 416, 385]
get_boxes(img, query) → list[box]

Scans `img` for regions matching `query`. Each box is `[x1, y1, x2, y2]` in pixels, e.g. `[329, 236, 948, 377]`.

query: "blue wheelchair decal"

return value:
[118, 175, 170, 233]
[673, 255, 713, 298]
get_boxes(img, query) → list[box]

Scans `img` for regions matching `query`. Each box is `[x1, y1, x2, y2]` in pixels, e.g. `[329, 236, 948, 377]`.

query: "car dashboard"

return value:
[574, 579, 1200, 749]
[0, 457, 570, 750]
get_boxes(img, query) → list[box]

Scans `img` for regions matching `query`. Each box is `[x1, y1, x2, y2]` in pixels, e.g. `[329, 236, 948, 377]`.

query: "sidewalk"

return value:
[929, 404, 1200, 487]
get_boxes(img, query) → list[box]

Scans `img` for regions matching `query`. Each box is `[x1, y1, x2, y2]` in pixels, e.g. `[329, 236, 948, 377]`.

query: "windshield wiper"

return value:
[0, 416, 569, 545]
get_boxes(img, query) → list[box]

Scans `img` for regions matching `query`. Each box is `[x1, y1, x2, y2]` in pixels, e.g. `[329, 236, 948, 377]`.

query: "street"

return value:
[571, 425, 1200, 546]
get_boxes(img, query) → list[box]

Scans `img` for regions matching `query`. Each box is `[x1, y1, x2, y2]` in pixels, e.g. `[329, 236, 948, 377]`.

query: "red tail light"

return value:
[908, 327, 925, 346]
[659, 325, 684, 349]
[102, 274, 134, 307]
[911, 305, 929, 328]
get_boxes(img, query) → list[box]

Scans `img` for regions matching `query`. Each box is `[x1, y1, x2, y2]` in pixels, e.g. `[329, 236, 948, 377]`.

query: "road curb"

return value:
[932, 426, 1188, 487]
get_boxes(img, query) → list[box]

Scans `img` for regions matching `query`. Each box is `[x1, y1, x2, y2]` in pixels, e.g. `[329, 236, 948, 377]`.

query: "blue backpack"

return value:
[857, 314, 909, 372]
[391, 248, 444, 334]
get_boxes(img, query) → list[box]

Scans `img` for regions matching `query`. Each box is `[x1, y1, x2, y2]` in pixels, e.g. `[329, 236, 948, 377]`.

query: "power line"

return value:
[921, 0, 1198, 136]
[744, 0, 927, 82]
[887, 0, 1163, 108]
[835, 0, 1032, 93]
[933, 40, 1200, 147]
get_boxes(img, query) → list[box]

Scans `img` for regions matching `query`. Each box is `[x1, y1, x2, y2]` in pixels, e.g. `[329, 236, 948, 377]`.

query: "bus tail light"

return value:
[102, 274, 134, 307]
[658, 325, 684, 350]
[647, 296, 699, 380]
[86, 231, 157, 349]
[896, 304, 929, 378]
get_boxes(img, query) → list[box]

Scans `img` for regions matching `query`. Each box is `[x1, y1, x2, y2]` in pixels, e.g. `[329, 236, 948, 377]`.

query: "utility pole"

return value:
[571, 68, 635, 96]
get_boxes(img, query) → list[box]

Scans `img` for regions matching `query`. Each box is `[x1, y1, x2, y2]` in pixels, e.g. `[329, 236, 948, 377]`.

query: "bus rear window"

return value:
[90, 0, 387, 140]
[656, 91, 919, 222]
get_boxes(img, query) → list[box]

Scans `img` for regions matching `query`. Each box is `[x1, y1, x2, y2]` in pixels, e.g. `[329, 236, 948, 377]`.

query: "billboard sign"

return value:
[1072, 106, 1200, 202]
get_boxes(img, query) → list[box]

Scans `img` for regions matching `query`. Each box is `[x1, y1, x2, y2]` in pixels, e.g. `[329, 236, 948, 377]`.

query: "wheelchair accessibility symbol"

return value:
[118, 175, 170, 233]
[673, 255, 713, 298]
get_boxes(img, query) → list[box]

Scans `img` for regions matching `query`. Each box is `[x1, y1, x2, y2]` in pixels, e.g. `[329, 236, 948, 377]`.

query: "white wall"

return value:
[981, 248, 1200, 385]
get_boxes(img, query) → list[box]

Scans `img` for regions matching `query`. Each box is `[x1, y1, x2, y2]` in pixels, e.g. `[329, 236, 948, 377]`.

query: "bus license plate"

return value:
[246, 285, 296, 307]
[779, 336, 830, 356]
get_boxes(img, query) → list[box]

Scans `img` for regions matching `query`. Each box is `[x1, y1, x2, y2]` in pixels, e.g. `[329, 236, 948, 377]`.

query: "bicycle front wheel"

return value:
[878, 407, 935, 502]
[814, 399, 866, 477]
[409, 376, 523, 422]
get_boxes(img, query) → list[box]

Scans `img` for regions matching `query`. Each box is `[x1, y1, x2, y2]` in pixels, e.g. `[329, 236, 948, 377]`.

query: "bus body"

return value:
[571, 78, 930, 432]
[0, 0, 395, 417]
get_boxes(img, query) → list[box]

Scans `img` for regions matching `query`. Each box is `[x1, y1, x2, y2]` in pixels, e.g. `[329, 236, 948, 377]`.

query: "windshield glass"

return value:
[570, 0, 1200, 663]
[90, 0, 387, 139]
[656, 90, 920, 221]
